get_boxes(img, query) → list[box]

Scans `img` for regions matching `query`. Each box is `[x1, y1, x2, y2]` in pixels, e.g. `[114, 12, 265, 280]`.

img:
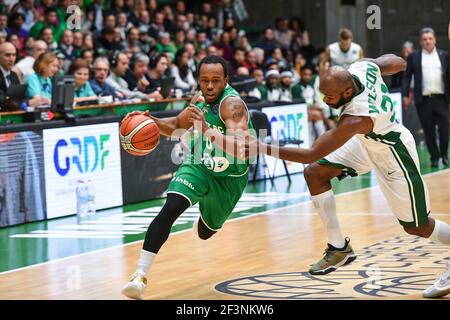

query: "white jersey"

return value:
[339, 60, 406, 151]
[329, 42, 362, 69]
[321, 60, 430, 228]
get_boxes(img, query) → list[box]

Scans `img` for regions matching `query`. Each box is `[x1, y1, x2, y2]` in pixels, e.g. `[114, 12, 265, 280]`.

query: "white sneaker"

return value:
[122, 270, 147, 300]
[423, 261, 450, 298]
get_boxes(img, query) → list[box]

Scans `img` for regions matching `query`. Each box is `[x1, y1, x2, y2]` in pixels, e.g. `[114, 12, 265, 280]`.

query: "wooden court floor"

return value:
[0, 170, 449, 300]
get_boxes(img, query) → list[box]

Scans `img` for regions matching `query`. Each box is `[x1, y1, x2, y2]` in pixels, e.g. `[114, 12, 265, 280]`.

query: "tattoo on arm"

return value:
[226, 97, 245, 119]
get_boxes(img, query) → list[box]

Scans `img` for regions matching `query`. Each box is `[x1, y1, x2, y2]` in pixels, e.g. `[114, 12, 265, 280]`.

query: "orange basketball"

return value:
[120, 114, 160, 156]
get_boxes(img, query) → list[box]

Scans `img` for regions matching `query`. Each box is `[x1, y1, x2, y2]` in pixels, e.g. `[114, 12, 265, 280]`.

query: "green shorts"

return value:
[167, 163, 248, 231]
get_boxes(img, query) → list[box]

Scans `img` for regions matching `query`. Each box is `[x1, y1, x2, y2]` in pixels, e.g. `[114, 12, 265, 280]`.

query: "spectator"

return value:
[217, 0, 235, 29]
[206, 45, 219, 56]
[89, 57, 120, 99]
[138, 10, 151, 31]
[124, 27, 140, 52]
[392, 41, 414, 88]
[86, 0, 105, 33]
[96, 26, 124, 57]
[290, 17, 315, 64]
[147, 53, 169, 93]
[117, 12, 132, 40]
[279, 70, 293, 102]
[217, 31, 233, 61]
[175, 0, 186, 16]
[29, 7, 65, 43]
[402, 27, 450, 167]
[248, 67, 265, 97]
[25, 51, 58, 102]
[238, 34, 252, 53]
[0, 13, 7, 33]
[6, 12, 28, 49]
[67, 58, 98, 104]
[293, 52, 306, 80]
[36, 0, 53, 18]
[81, 49, 94, 69]
[156, 31, 175, 56]
[72, 31, 83, 57]
[273, 17, 291, 51]
[229, 47, 245, 76]
[58, 30, 76, 72]
[148, 11, 166, 40]
[82, 33, 94, 51]
[242, 49, 257, 71]
[137, 26, 152, 54]
[267, 47, 288, 70]
[291, 64, 328, 141]
[103, 13, 117, 30]
[53, 50, 65, 76]
[256, 27, 278, 58]
[171, 49, 196, 93]
[13, 39, 47, 83]
[320, 28, 364, 73]
[196, 31, 211, 51]
[0, 42, 20, 103]
[123, 52, 160, 98]
[254, 69, 281, 101]
[174, 29, 186, 52]
[14, 0, 35, 32]
[39, 27, 57, 51]
[105, 50, 154, 100]
[184, 42, 197, 75]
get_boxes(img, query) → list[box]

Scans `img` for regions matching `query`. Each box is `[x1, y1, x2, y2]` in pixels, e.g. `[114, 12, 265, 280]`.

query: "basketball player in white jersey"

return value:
[320, 28, 364, 73]
[256, 54, 450, 298]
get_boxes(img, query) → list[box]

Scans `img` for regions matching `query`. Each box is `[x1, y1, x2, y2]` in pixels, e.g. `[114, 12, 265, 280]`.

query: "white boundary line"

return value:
[0, 168, 448, 276]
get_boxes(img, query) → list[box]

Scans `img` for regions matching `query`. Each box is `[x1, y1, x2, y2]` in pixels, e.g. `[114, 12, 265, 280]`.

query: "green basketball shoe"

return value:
[309, 238, 357, 275]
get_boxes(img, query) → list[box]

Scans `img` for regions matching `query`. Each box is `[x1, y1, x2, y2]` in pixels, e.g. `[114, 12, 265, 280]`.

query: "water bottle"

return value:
[76, 179, 88, 218]
[86, 179, 96, 216]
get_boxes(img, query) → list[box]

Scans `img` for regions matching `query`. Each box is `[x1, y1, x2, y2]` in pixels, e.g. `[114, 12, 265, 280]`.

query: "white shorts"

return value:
[318, 130, 430, 227]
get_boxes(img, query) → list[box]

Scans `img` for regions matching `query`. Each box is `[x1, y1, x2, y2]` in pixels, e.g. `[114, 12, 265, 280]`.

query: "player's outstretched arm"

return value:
[261, 115, 373, 164]
[188, 96, 252, 160]
[359, 54, 406, 76]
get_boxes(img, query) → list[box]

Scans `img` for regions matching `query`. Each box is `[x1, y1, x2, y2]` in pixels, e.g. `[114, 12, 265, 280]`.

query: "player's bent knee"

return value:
[197, 219, 217, 240]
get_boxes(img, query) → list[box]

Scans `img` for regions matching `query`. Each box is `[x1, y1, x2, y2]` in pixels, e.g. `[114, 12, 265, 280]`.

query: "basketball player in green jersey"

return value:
[122, 55, 254, 300]
[253, 54, 450, 298]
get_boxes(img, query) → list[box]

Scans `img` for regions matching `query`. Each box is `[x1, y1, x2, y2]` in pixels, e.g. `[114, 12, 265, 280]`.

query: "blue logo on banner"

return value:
[269, 112, 304, 141]
[53, 134, 111, 176]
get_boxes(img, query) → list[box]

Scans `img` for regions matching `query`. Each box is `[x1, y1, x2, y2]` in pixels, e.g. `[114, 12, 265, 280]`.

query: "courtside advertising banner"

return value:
[261, 104, 309, 177]
[43, 123, 123, 218]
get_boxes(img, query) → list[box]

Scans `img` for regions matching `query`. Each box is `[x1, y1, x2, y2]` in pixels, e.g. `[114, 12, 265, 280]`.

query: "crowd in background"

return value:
[0, 0, 448, 151]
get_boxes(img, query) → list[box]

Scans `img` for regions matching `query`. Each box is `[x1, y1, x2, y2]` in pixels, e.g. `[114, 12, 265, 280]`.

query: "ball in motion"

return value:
[120, 114, 160, 156]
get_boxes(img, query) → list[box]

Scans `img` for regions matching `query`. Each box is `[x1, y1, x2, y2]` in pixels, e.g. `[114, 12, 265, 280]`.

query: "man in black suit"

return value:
[402, 28, 450, 167]
[0, 42, 21, 106]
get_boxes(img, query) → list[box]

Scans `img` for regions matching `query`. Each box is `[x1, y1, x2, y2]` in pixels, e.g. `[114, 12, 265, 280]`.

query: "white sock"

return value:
[315, 120, 327, 137]
[308, 122, 316, 142]
[311, 190, 346, 248]
[429, 220, 450, 245]
[136, 249, 156, 276]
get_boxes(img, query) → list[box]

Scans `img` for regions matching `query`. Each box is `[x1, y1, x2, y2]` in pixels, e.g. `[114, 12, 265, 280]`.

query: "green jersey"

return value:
[185, 85, 253, 177]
